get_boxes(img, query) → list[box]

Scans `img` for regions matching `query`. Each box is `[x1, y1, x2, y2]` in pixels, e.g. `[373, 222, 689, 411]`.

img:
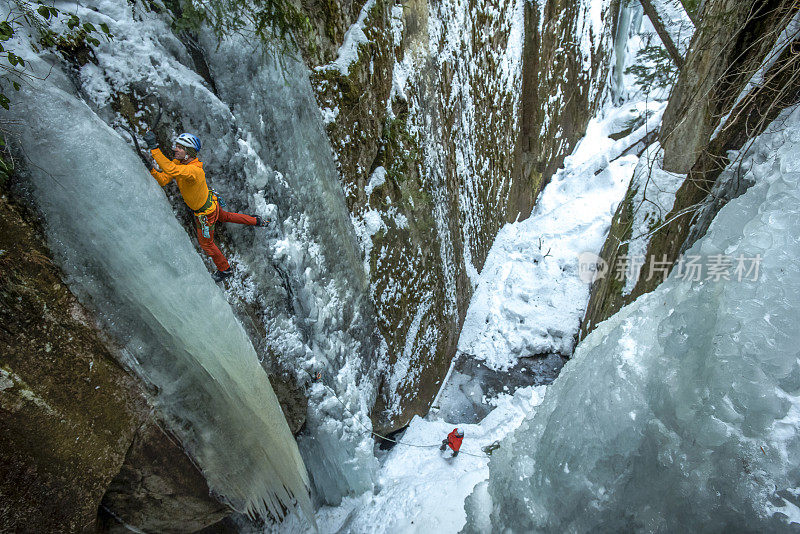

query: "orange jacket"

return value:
[149, 148, 212, 213]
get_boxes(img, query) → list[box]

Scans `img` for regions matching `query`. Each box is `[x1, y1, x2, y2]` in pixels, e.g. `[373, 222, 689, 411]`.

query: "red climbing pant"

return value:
[195, 203, 257, 271]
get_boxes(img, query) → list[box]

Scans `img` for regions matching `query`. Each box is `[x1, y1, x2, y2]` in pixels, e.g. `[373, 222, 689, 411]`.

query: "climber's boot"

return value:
[212, 268, 233, 283]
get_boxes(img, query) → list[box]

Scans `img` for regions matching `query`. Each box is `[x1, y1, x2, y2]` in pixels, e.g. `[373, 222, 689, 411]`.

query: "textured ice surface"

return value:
[465, 106, 800, 532]
[40, 0, 381, 506]
[199, 33, 381, 505]
[6, 51, 312, 521]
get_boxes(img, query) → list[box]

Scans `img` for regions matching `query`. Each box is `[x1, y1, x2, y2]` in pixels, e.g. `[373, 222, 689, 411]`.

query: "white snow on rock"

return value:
[458, 100, 665, 370]
[646, 0, 695, 57]
[273, 386, 547, 533]
[316, 0, 378, 76]
[622, 141, 686, 295]
[365, 166, 387, 197]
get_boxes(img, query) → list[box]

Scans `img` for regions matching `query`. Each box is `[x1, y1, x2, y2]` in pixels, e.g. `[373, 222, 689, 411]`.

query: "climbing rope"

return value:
[304, 370, 490, 458]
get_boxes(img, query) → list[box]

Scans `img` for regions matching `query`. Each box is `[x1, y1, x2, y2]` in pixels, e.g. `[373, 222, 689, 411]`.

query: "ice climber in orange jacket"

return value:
[143, 131, 267, 282]
[440, 428, 464, 457]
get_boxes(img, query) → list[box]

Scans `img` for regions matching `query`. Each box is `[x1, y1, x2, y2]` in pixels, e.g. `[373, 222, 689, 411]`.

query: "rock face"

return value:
[580, 0, 800, 339]
[0, 191, 234, 532]
[311, 0, 613, 433]
[0, 194, 147, 532]
[98, 420, 230, 533]
[300, 0, 371, 66]
[660, 0, 793, 174]
[512, 0, 615, 222]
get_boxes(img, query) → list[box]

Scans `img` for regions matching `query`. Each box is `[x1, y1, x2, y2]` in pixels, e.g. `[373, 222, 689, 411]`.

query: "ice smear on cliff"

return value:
[464, 105, 800, 532]
[6, 39, 313, 523]
[55, 0, 381, 506]
[199, 32, 381, 506]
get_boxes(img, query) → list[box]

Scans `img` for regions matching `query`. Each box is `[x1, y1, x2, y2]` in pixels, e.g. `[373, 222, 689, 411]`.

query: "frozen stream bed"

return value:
[435, 352, 565, 424]
[272, 385, 548, 534]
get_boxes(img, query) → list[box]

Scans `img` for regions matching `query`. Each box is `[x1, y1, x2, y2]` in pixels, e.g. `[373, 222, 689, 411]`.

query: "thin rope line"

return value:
[305, 370, 488, 458]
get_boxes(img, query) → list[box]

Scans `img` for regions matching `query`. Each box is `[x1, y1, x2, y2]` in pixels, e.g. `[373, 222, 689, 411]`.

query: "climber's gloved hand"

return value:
[452, 451, 459, 457]
[143, 130, 158, 150]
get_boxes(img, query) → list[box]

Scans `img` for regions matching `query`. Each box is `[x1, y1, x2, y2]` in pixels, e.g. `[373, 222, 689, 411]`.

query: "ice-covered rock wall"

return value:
[6, 46, 312, 522]
[311, 0, 615, 434]
[466, 105, 800, 532]
[197, 34, 381, 504]
[6, 0, 382, 512]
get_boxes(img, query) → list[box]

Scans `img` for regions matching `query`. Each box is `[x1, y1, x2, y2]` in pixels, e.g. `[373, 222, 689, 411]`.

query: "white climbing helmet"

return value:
[175, 132, 201, 152]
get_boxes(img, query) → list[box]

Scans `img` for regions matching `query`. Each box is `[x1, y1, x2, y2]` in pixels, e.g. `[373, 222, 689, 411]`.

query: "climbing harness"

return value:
[194, 191, 228, 238]
[193, 189, 226, 216]
[193, 191, 225, 240]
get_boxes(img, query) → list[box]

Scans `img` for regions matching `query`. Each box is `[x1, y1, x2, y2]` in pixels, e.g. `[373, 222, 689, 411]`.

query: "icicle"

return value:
[611, 1, 634, 102]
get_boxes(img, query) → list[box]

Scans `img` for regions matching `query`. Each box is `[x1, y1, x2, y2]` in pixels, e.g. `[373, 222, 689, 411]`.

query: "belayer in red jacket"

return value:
[440, 428, 464, 457]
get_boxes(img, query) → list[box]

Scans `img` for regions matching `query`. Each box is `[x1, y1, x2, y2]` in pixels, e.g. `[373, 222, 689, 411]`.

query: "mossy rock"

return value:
[0, 192, 148, 532]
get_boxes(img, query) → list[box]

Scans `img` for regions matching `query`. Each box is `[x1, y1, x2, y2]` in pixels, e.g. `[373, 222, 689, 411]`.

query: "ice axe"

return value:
[121, 96, 163, 168]
[121, 124, 152, 168]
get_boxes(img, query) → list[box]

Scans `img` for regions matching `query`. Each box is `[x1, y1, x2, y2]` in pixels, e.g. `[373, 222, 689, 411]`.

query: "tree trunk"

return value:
[640, 0, 686, 69]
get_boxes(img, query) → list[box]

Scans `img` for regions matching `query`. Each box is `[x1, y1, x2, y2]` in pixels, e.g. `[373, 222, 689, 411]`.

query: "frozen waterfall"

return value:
[465, 105, 800, 531]
[7, 42, 313, 522]
[7, 0, 383, 510]
[197, 34, 381, 505]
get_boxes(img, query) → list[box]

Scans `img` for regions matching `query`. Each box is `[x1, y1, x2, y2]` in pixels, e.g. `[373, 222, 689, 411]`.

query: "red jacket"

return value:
[446, 429, 463, 452]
